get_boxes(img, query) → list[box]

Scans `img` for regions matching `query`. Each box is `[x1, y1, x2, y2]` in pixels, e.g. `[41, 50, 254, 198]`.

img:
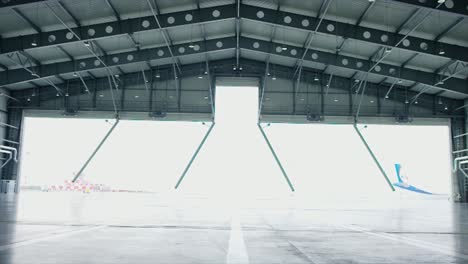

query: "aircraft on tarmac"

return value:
[393, 164, 433, 195]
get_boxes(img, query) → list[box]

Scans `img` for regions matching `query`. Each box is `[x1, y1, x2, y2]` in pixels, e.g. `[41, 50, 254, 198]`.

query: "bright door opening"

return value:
[19, 86, 452, 202]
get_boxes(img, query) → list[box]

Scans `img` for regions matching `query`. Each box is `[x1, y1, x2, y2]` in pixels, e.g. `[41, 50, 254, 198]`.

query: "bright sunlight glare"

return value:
[19, 86, 452, 202]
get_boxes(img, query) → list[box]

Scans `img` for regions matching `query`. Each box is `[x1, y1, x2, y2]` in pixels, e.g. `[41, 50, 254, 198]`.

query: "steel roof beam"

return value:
[388, 0, 468, 19]
[401, 53, 419, 68]
[0, 4, 236, 55]
[435, 17, 464, 41]
[146, 0, 182, 74]
[105, 0, 121, 21]
[0, 37, 236, 87]
[2, 36, 467, 96]
[11, 8, 41, 33]
[395, 8, 420, 34]
[241, 4, 468, 64]
[240, 37, 468, 96]
[356, 1, 376, 27]
[57, 1, 80, 27]
[235, 0, 241, 69]
[57, 46, 74, 61]
[10, 58, 462, 115]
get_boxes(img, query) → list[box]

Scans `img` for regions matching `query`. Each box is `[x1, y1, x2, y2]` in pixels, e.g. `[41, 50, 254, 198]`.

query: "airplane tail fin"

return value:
[394, 163, 403, 183]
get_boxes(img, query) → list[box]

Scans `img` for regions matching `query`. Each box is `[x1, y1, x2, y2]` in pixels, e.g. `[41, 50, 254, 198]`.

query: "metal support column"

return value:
[72, 118, 120, 182]
[257, 123, 295, 192]
[353, 124, 395, 191]
[451, 116, 468, 202]
[3, 108, 23, 183]
[175, 122, 215, 189]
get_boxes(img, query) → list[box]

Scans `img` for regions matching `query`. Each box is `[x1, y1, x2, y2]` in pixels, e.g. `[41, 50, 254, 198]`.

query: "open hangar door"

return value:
[18, 113, 213, 193]
[260, 116, 453, 201]
[17, 77, 455, 202]
[0, 0, 467, 262]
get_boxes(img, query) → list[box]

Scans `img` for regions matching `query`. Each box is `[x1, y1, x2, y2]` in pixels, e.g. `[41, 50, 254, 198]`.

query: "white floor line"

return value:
[226, 213, 249, 264]
[0, 225, 104, 252]
[340, 224, 468, 261]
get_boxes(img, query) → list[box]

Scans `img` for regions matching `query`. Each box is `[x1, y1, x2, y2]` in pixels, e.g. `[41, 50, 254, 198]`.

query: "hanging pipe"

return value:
[458, 160, 468, 179]
[453, 156, 468, 172]
[0, 149, 12, 169]
[0, 146, 17, 162]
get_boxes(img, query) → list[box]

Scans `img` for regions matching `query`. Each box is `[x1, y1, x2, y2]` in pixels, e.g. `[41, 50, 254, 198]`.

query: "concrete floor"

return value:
[0, 191, 467, 264]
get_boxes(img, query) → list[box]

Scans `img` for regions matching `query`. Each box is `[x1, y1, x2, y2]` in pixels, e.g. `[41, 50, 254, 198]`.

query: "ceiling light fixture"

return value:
[84, 41, 91, 47]
[314, 74, 319, 81]
[439, 48, 445, 55]
[31, 41, 38, 47]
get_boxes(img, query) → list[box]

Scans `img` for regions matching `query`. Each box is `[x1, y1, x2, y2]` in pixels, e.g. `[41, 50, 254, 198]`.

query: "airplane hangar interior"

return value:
[0, 0, 467, 263]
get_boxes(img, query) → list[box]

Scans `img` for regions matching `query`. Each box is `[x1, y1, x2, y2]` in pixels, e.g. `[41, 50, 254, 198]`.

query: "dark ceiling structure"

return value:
[0, 0, 466, 119]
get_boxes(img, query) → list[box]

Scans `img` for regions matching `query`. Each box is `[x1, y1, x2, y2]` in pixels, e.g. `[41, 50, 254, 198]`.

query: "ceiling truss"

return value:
[0, 0, 466, 109]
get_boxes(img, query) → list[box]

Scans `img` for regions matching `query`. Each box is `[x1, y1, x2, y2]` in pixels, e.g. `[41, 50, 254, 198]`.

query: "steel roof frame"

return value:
[0, 0, 466, 101]
[0, 0, 465, 19]
[241, 4, 468, 65]
[2, 36, 466, 96]
[388, 0, 468, 19]
[0, 36, 236, 86]
[0, 4, 236, 55]
[10, 58, 462, 114]
[1, 3, 466, 68]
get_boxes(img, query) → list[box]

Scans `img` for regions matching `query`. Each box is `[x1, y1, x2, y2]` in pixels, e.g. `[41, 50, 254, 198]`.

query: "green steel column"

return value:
[72, 119, 120, 183]
[353, 124, 395, 191]
[258, 123, 295, 192]
[175, 122, 215, 189]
